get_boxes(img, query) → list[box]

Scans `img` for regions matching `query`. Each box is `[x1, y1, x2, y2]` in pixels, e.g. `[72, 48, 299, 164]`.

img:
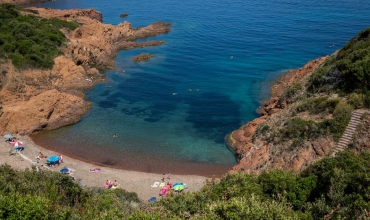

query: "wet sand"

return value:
[31, 133, 235, 177]
[0, 135, 215, 201]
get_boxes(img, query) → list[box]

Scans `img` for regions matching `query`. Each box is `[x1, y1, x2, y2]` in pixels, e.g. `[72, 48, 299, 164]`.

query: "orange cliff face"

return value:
[228, 56, 334, 174]
[0, 8, 170, 135]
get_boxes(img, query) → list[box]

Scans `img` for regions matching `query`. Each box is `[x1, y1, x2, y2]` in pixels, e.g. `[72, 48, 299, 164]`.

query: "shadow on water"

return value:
[184, 92, 241, 144]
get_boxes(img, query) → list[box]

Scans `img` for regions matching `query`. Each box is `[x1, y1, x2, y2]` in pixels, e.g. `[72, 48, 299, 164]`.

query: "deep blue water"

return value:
[28, 0, 370, 175]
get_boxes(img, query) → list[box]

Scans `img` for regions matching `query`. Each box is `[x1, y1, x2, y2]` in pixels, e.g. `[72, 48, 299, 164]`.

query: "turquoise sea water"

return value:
[28, 0, 370, 176]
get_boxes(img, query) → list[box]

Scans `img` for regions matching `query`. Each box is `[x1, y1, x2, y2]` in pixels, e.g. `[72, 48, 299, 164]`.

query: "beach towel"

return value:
[90, 168, 101, 173]
[111, 184, 120, 189]
[151, 182, 160, 187]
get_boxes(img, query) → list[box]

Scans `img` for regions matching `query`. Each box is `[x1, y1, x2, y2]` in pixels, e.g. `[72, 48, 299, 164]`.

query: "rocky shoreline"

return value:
[0, 7, 170, 135]
[227, 56, 332, 174]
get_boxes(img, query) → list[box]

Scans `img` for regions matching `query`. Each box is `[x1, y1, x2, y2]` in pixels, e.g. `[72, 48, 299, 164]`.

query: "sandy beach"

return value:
[0, 135, 212, 201]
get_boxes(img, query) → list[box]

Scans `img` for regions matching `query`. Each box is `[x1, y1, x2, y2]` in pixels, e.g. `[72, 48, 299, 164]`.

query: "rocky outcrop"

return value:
[0, 8, 170, 135]
[29, 8, 170, 70]
[132, 53, 154, 61]
[257, 56, 328, 117]
[228, 57, 336, 174]
[0, 89, 88, 134]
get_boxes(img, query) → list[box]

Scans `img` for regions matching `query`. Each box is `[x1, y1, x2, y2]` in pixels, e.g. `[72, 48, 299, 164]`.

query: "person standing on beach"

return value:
[167, 172, 171, 180]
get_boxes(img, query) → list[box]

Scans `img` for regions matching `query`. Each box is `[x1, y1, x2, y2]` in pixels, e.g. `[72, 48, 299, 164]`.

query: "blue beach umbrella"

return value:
[47, 155, 60, 163]
[3, 134, 13, 139]
[60, 167, 69, 174]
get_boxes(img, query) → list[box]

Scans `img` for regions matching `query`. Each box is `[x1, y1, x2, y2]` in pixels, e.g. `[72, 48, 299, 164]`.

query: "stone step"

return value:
[347, 125, 358, 128]
[339, 138, 352, 142]
[349, 121, 360, 124]
[345, 126, 356, 129]
[349, 120, 360, 123]
[351, 116, 361, 118]
[347, 122, 359, 126]
[349, 120, 359, 123]
[350, 115, 361, 117]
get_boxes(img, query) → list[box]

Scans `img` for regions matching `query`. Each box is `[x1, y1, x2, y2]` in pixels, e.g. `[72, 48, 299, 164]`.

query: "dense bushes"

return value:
[0, 3, 78, 69]
[145, 152, 370, 219]
[0, 164, 141, 219]
[296, 97, 340, 115]
[308, 27, 370, 94]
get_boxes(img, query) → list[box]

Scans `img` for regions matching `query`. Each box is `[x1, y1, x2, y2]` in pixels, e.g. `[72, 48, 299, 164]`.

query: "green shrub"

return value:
[280, 117, 318, 140]
[281, 83, 302, 100]
[302, 151, 370, 219]
[348, 93, 364, 108]
[308, 27, 370, 94]
[333, 101, 353, 118]
[0, 3, 79, 69]
[258, 170, 316, 209]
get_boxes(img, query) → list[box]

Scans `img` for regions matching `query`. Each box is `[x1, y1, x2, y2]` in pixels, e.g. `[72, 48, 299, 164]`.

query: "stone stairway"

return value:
[333, 109, 367, 155]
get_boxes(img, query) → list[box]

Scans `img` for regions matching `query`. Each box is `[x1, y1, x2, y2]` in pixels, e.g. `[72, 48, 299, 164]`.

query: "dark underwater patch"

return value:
[184, 92, 241, 144]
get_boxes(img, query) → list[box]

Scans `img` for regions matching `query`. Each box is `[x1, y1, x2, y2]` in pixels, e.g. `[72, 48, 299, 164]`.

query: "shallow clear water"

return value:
[28, 0, 370, 176]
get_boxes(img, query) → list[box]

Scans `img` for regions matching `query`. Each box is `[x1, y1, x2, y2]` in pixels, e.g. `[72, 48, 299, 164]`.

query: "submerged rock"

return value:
[132, 53, 154, 61]
[120, 13, 128, 18]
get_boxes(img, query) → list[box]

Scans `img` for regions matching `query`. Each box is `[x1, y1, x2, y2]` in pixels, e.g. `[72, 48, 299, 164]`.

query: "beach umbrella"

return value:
[3, 134, 13, 139]
[47, 155, 60, 163]
[60, 167, 69, 174]
[11, 141, 23, 147]
[173, 184, 185, 192]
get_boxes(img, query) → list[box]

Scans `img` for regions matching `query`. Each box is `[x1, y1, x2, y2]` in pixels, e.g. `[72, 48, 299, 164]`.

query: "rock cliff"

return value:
[228, 57, 335, 174]
[0, 7, 170, 135]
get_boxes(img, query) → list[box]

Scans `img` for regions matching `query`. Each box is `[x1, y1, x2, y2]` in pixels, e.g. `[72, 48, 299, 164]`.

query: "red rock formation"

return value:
[0, 8, 170, 135]
[228, 57, 335, 174]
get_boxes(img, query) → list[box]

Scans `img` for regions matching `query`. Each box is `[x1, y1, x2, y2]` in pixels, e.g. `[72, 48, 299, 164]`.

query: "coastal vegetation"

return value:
[1, 151, 370, 219]
[254, 27, 370, 151]
[0, 4, 78, 69]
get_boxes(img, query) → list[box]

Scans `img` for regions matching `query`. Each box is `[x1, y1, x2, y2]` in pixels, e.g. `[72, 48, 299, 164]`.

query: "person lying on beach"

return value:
[89, 168, 101, 172]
